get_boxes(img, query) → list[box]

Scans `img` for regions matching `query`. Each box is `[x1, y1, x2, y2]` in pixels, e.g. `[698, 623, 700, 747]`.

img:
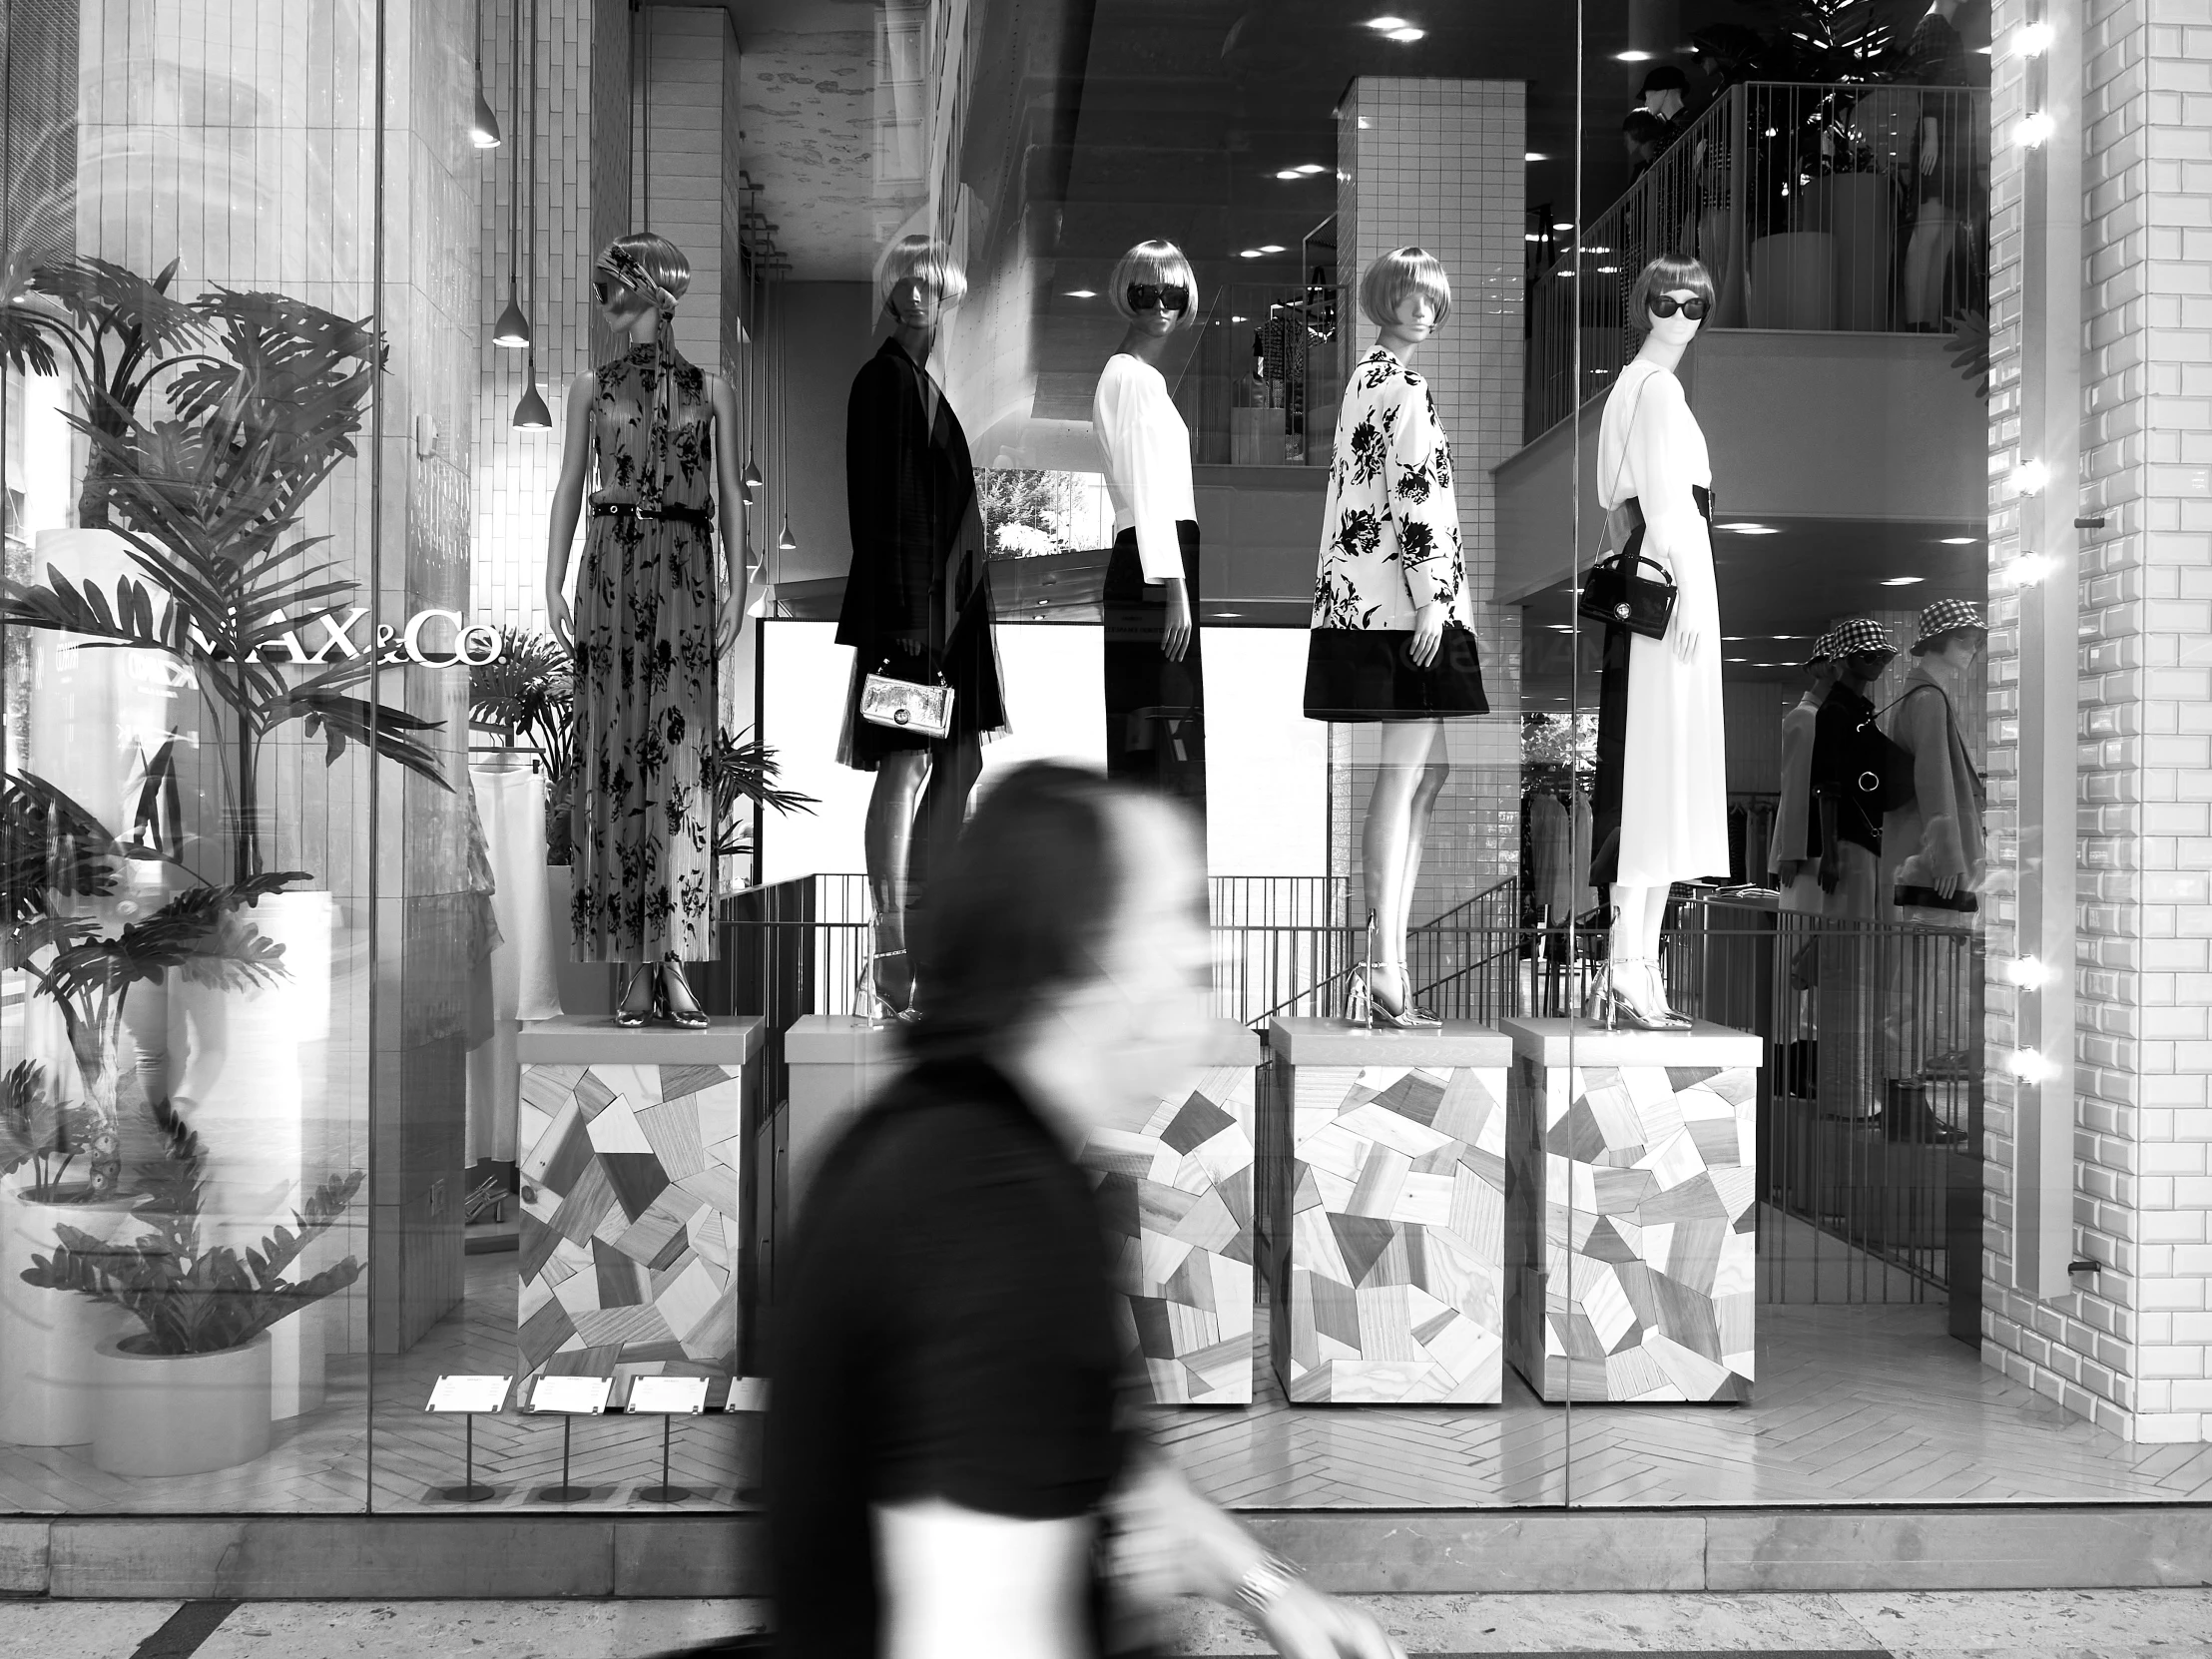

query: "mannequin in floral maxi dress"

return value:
[1588, 255, 1730, 1028]
[545, 234, 748, 1027]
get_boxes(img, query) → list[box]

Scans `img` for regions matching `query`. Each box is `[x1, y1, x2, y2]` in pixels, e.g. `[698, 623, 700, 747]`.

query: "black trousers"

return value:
[1103, 522, 1207, 820]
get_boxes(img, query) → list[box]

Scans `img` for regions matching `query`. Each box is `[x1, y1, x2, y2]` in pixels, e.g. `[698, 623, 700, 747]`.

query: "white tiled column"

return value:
[1330, 80, 1526, 925]
[1981, 0, 2212, 1443]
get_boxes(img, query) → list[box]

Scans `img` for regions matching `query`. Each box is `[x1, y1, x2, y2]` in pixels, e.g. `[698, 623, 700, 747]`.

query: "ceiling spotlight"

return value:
[1878, 576, 1925, 586]
[1295, 163, 1327, 175]
[2016, 20, 2055, 56]
[1721, 522, 1779, 535]
[1523, 233, 1543, 243]
[1276, 169, 1304, 180]
[1259, 244, 1286, 253]
[2013, 458, 2048, 495]
[1615, 49, 1654, 62]
[1231, 314, 1248, 322]
[1725, 656, 1748, 663]
[1525, 151, 1547, 162]
[1365, 15, 1410, 28]
[2004, 1048, 2059, 1084]
[1387, 26, 1425, 41]
[1239, 249, 1265, 259]
[2003, 954, 2053, 989]
[1066, 288, 1096, 297]
[1553, 221, 1574, 231]
[2014, 110, 2056, 149]
[1939, 535, 1977, 545]
[2004, 553, 2053, 587]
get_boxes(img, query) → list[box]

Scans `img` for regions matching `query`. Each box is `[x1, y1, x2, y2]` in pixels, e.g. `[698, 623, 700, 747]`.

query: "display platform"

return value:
[1264, 1018, 1512, 1405]
[785, 1014, 908, 1216]
[1500, 1016, 1762, 1404]
[1078, 1019, 1262, 1406]
[514, 1015, 765, 1385]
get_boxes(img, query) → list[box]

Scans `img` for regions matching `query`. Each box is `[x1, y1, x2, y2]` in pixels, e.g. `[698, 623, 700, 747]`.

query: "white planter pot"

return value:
[167, 887, 337, 1421]
[89, 1331, 273, 1476]
[1748, 231, 1837, 330]
[0, 1183, 140, 1446]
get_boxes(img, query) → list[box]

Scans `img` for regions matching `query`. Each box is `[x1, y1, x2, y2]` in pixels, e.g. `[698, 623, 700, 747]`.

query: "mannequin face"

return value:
[1125, 285, 1183, 339]
[1932, 630, 1982, 671]
[1840, 649, 1895, 689]
[1645, 286, 1706, 348]
[1383, 287, 1438, 346]
[593, 275, 655, 334]
[1645, 88, 1685, 120]
[884, 275, 943, 331]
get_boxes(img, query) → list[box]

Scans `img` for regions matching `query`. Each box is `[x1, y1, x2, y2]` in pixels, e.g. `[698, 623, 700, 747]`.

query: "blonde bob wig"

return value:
[1109, 240, 1200, 329]
[874, 234, 969, 313]
[1359, 247, 1451, 330]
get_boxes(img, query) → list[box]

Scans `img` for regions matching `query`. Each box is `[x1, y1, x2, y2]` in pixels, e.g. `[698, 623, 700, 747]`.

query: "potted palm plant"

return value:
[0, 767, 301, 1444]
[21, 1099, 363, 1475]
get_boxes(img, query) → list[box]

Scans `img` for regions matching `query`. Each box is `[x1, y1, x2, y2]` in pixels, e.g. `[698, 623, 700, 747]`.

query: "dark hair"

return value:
[1623, 109, 1669, 142]
[904, 763, 1132, 1058]
[1626, 254, 1717, 333]
[1641, 65, 1689, 94]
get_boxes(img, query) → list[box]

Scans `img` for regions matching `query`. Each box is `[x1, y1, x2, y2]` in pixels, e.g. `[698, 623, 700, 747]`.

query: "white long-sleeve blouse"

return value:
[1595, 360, 1717, 629]
[1311, 347, 1472, 632]
[1092, 352, 1196, 583]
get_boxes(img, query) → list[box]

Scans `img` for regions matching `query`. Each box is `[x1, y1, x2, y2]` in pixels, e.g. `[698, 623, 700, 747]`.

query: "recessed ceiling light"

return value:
[1723, 636, 1747, 642]
[1230, 314, 1248, 322]
[1879, 576, 1926, 587]
[1294, 163, 1327, 175]
[1523, 233, 1543, 243]
[1259, 244, 1286, 253]
[1066, 288, 1096, 298]
[1387, 26, 1425, 42]
[1525, 151, 1547, 162]
[1726, 656, 1748, 663]
[1938, 535, 1977, 545]
[1365, 15, 1409, 28]
[1275, 169, 1303, 180]
[1553, 221, 1574, 231]
[1595, 266, 1620, 274]
[1616, 49, 1654, 62]
[1722, 522, 1780, 535]
[1213, 610, 1244, 618]
[1239, 249, 1265, 259]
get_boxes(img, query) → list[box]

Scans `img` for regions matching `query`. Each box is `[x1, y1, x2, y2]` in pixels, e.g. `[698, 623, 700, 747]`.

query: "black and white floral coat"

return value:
[1311, 346, 1473, 633]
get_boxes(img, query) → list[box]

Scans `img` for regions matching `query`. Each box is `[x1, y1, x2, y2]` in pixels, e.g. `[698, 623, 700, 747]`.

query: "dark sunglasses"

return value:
[1127, 280, 1190, 315]
[1649, 292, 1710, 320]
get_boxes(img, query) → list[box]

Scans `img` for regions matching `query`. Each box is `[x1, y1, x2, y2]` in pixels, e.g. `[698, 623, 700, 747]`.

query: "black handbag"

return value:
[1577, 378, 1679, 642]
[1578, 543, 1678, 641]
[1850, 694, 1918, 815]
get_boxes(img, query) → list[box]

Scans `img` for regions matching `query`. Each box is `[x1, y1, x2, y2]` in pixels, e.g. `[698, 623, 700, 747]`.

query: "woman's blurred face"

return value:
[1056, 797, 1213, 1134]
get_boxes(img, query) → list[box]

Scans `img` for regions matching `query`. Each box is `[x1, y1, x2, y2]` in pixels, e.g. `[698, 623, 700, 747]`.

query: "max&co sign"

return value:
[232, 608, 505, 668]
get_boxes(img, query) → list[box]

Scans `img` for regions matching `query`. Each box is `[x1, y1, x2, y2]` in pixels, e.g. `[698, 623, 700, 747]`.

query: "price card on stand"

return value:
[426, 1376, 511, 1414]
[529, 1376, 613, 1414]
[626, 1376, 710, 1415]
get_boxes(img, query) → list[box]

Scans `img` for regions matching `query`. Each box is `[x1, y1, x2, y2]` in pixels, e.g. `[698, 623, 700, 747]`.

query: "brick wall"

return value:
[1330, 80, 1527, 927]
[1982, 0, 2212, 1443]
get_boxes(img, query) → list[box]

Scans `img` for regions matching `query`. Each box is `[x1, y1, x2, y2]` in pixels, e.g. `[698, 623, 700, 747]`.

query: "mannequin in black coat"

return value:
[836, 239, 1004, 1018]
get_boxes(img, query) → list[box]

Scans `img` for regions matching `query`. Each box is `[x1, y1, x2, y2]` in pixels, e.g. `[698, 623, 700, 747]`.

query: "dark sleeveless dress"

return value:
[570, 343, 719, 963]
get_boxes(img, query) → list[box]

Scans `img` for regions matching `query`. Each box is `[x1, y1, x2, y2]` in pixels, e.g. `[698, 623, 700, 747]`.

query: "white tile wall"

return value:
[1981, 0, 2212, 1443]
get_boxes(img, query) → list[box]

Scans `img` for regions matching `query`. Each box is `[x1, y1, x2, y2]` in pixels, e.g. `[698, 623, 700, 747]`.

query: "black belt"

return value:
[590, 501, 714, 528]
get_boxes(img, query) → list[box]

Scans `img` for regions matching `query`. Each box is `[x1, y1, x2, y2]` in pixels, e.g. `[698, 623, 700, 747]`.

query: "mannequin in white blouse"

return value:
[1590, 259, 1730, 1028]
[1093, 240, 1208, 816]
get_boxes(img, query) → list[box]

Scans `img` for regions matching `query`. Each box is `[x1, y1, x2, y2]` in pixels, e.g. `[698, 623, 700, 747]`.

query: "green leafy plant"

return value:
[21, 1097, 364, 1357]
[1, 262, 448, 883]
[1, 766, 302, 1195]
[706, 727, 818, 860]
[1943, 307, 1989, 399]
[0, 1061, 113, 1199]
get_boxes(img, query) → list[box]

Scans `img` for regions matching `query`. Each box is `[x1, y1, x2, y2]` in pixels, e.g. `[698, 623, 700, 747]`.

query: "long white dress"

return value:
[1595, 358, 1729, 887]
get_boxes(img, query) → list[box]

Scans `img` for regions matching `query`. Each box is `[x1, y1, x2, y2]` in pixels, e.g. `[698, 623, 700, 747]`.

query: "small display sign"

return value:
[529, 1376, 613, 1414]
[426, 1376, 512, 1414]
[626, 1376, 711, 1415]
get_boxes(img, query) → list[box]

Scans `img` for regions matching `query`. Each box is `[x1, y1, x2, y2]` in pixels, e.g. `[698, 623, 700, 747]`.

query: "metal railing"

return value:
[1527, 80, 1990, 439]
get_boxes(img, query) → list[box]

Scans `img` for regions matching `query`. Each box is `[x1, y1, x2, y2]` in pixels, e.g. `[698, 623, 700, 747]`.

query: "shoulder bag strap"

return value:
[1595, 373, 1655, 566]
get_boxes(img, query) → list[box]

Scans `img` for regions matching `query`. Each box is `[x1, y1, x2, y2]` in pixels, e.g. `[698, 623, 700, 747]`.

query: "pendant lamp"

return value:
[491, 0, 530, 347]
[741, 455, 763, 498]
[512, 365, 552, 429]
[492, 293, 530, 347]
[469, 0, 501, 147]
[778, 514, 798, 553]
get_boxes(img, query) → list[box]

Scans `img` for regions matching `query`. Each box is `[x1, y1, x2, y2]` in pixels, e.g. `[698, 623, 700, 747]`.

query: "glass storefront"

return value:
[2, 0, 2204, 1550]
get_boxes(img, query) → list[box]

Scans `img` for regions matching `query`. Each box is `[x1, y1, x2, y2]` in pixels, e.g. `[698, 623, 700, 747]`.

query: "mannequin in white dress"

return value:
[1587, 256, 1730, 1028]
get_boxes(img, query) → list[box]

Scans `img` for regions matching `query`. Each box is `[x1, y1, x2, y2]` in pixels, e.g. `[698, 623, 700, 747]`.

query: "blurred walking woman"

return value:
[768, 764, 1402, 1659]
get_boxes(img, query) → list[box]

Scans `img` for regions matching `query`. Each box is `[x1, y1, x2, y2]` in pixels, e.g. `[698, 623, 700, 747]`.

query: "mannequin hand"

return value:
[1254, 1582, 1406, 1659]
[1934, 871, 1960, 899]
[546, 585, 576, 655]
[1921, 137, 1939, 176]
[1819, 856, 1840, 896]
[715, 579, 741, 656]
[1162, 577, 1193, 663]
[1408, 601, 1446, 668]
[1777, 858, 1805, 886]
[1672, 622, 1701, 665]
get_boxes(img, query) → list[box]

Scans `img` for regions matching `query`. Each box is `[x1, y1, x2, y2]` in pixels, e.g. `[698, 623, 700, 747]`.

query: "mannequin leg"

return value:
[1387, 727, 1451, 980]
[1601, 880, 1679, 1024]
[904, 735, 984, 998]
[1638, 883, 1673, 1013]
[862, 751, 931, 1009]
[1362, 721, 1444, 1013]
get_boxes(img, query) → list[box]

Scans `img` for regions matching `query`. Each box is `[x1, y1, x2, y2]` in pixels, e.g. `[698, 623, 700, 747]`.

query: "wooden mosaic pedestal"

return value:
[1500, 1017, 1762, 1403]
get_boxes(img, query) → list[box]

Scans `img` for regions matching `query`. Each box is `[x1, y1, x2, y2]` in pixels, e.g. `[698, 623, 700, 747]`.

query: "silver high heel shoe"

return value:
[1345, 912, 1440, 1029]
[1584, 956, 1689, 1031]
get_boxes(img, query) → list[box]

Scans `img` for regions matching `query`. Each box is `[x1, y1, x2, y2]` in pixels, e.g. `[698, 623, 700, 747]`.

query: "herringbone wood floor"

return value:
[5, 1237, 2211, 1513]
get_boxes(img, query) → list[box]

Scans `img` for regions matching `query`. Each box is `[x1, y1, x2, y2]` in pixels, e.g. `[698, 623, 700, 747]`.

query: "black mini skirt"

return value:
[1303, 623, 1489, 722]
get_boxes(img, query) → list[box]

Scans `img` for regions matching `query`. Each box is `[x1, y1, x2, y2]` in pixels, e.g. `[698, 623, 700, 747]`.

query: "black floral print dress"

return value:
[571, 342, 719, 963]
[1303, 346, 1487, 722]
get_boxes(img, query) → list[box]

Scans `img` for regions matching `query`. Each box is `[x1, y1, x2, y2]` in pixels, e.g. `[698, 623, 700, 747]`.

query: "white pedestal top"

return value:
[1267, 1016, 1512, 1068]
[515, 1012, 765, 1066]
[1499, 1015, 1762, 1068]
[787, 1013, 906, 1065]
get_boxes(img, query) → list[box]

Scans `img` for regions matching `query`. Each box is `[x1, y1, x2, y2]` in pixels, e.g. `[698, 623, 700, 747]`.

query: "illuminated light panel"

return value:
[1259, 244, 1286, 253]
[1066, 288, 1096, 297]
[1387, 26, 1425, 41]
[1616, 49, 1653, 62]
[1365, 14, 1409, 28]
[1525, 151, 1548, 162]
[1939, 536, 1977, 545]
[1879, 576, 1925, 587]
[1721, 522, 1779, 534]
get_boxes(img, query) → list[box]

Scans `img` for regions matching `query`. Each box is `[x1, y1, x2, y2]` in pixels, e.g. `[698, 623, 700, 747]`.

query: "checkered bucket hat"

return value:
[1802, 630, 1838, 667]
[1828, 618, 1897, 659]
[1913, 598, 1986, 653]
